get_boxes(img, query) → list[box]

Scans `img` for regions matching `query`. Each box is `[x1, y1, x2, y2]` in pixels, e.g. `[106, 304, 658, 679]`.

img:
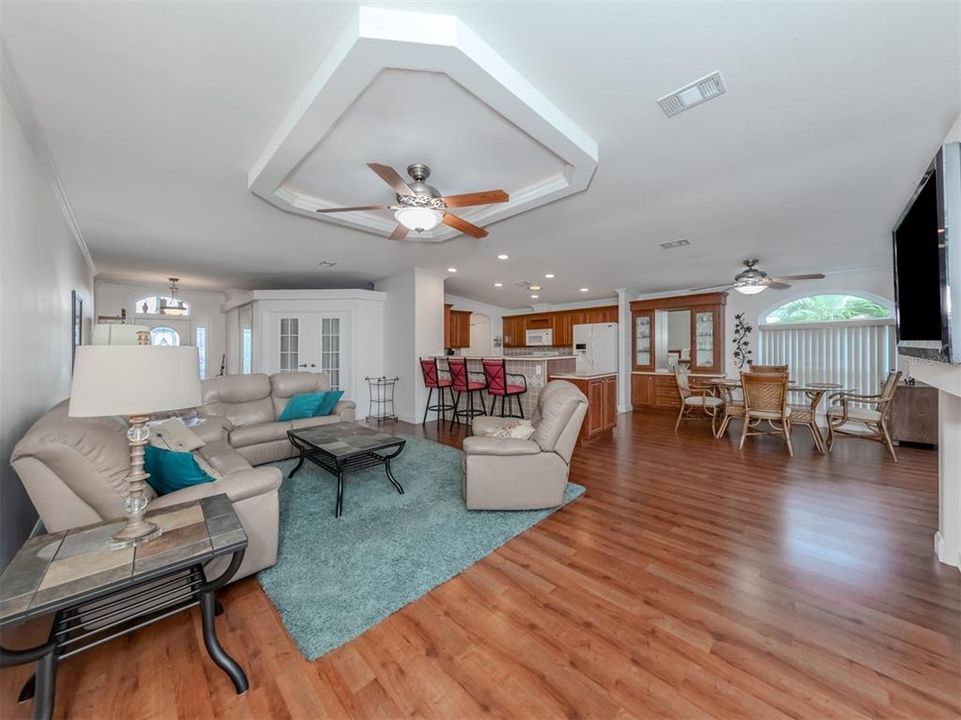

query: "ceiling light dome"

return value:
[734, 283, 767, 295]
[394, 207, 443, 232]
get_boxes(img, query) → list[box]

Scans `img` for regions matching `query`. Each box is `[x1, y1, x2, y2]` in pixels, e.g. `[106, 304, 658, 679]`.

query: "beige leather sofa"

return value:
[199, 372, 356, 465]
[462, 380, 588, 510]
[11, 401, 281, 581]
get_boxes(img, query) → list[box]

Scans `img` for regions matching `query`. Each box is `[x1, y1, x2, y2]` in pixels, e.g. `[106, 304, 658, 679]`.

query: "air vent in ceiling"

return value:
[658, 71, 726, 117]
[317, 260, 338, 267]
[659, 239, 690, 250]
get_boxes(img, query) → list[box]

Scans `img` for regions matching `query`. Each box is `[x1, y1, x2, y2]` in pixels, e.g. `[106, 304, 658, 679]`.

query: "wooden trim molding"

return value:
[630, 291, 727, 311]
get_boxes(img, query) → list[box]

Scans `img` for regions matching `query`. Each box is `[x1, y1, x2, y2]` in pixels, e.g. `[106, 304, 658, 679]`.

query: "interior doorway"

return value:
[468, 313, 492, 356]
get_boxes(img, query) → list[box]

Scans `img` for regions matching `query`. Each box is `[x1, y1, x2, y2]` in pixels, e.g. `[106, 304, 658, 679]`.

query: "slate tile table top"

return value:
[0, 494, 249, 720]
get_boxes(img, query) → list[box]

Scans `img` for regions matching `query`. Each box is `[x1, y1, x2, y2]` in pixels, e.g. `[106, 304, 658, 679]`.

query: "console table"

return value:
[0, 494, 249, 720]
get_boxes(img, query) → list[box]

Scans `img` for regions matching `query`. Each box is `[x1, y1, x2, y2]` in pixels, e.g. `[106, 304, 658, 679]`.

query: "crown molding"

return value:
[1, 46, 96, 276]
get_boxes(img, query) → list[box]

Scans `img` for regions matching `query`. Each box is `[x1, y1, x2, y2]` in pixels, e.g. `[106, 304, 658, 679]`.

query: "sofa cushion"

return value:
[288, 414, 344, 431]
[196, 439, 256, 476]
[144, 446, 214, 495]
[278, 393, 326, 421]
[270, 371, 332, 417]
[201, 375, 276, 427]
[532, 381, 587, 452]
[229, 422, 293, 448]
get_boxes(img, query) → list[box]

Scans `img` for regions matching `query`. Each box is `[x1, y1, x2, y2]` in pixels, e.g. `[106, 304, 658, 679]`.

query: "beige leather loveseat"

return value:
[11, 402, 281, 580]
[199, 372, 356, 465]
[462, 380, 588, 510]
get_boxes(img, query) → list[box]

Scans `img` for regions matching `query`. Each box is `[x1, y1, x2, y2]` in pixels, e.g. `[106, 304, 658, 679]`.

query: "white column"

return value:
[616, 288, 631, 414]
[936, 391, 961, 567]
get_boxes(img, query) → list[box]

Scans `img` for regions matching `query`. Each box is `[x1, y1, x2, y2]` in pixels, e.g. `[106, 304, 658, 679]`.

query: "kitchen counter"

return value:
[550, 371, 617, 380]
[441, 355, 576, 361]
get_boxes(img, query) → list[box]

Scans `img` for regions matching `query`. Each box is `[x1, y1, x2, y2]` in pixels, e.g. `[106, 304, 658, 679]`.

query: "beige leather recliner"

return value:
[199, 371, 356, 465]
[462, 380, 588, 510]
[10, 401, 281, 581]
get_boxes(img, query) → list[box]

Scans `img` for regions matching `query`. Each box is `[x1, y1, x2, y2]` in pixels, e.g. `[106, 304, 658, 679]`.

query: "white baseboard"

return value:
[934, 531, 961, 571]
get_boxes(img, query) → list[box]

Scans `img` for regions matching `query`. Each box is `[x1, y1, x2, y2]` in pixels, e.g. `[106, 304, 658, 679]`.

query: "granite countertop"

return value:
[549, 371, 618, 380]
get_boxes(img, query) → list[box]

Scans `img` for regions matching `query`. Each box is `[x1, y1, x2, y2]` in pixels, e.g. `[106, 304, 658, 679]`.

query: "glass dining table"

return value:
[702, 378, 850, 453]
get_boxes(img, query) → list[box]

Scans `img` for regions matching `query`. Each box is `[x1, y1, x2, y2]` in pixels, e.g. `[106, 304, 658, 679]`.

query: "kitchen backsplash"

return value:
[503, 346, 573, 357]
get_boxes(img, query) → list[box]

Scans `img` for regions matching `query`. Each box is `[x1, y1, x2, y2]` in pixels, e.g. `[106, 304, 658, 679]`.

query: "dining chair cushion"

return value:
[748, 408, 793, 420]
[466, 381, 487, 391]
[684, 396, 724, 408]
[827, 406, 882, 422]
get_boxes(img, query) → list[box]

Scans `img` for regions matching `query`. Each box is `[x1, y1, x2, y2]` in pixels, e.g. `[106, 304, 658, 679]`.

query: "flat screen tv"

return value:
[892, 142, 961, 364]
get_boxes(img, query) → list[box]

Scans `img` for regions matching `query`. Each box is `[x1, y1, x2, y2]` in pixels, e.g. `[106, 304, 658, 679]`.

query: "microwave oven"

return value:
[525, 329, 553, 346]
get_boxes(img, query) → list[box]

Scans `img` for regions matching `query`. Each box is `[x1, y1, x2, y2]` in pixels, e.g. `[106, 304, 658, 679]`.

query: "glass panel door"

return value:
[279, 317, 299, 370]
[693, 310, 715, 369]
[634, 313, 652, 368]
[321, 317, 341, 389]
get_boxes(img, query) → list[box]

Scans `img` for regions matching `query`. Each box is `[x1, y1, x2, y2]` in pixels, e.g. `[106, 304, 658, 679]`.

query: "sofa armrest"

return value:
[147, 466, 282, 509]
[471, 416, 515, 437]
[463, 436, 541, 457]
[333, 400, 356, 421]
[189, 415, 232, 444]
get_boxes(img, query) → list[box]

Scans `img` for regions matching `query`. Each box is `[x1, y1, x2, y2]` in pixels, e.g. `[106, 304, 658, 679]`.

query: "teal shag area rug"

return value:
[257, 436, 584, 660]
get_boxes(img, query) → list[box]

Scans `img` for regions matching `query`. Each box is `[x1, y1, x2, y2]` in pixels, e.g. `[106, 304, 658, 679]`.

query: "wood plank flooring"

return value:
[2, 410, 958, 719]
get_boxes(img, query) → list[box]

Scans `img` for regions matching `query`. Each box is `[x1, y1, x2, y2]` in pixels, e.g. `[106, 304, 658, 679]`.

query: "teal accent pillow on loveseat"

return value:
[278, 392, 326, 421]
[144, 446, 214, 495]
[314, 390, 345, 417]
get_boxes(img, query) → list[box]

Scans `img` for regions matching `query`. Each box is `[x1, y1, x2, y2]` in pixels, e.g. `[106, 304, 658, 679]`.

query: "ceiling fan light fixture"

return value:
[394, 207, 443, 232]
[734, 283, 767, 295]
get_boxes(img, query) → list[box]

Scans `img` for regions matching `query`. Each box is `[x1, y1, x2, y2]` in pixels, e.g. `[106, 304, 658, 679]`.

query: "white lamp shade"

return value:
[91, 324, 151, 345]
[69, 345, 202, 417]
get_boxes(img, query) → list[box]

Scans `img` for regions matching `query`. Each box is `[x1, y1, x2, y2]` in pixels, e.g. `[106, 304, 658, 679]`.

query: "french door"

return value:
[267, 313, 346, 390]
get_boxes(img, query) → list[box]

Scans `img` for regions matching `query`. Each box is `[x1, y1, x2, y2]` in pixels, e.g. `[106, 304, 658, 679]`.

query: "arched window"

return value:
[763, 294, 893, 325]
[150, 326, 181, 346]
[135, 295, 190, 316]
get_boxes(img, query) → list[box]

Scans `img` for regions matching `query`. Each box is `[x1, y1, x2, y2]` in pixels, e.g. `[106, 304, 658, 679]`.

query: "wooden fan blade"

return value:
[768, 273, 825, 281]
[388, 224, 410, 241]
[765, 281, 792, 290]
[367, 163, 413, 196]
[441, 190, 509, 208]
[688, 283, 735, 292]
[443, 212, 488, 239]
[315, 204, 388, 213]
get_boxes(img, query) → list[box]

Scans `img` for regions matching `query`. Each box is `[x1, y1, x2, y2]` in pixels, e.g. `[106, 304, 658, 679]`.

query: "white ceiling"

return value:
[3, 2, 959, 308]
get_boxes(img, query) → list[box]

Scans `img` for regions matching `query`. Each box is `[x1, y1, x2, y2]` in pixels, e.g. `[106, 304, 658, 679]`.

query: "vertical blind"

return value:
[758, 319, 897, 395]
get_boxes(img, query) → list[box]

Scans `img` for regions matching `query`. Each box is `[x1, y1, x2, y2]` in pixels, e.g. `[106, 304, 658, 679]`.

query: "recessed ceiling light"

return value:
[530, 294, 539, 299]
[544, 274, 555, 279]
[494, 282, 503, 287]
[497, 254, 509, 260]
[447, 267, 457, 273]
[580, 288, 589, 292]
[529, 285, 542, 291]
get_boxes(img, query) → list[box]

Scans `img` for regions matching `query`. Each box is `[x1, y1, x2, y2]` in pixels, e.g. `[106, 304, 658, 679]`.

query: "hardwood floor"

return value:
[2, 411, 958, 719]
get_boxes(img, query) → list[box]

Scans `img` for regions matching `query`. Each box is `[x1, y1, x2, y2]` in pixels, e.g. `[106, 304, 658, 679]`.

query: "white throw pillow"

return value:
[490, 420, 535, 440]
[148, 417, 206, 452]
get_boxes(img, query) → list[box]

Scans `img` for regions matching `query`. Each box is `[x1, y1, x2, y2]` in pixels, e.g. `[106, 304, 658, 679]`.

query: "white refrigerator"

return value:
[573, 323, 618, 375]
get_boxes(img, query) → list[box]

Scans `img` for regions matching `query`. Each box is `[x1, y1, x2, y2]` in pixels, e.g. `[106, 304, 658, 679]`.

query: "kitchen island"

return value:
[434, 355, 576, 417]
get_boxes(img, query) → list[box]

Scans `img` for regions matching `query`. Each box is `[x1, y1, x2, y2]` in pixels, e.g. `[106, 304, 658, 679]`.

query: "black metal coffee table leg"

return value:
[335, 464, 346, 518]
[288, 452, 306, 479]
[384, 459, 404, 495]
[1, 631, 59, 720]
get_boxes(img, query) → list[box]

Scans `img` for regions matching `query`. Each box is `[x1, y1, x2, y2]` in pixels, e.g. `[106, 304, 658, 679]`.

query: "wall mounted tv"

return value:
[892, 141, 961, 364]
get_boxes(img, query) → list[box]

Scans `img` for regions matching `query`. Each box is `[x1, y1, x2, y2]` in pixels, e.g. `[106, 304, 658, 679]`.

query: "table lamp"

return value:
[69, 332, 201, 548]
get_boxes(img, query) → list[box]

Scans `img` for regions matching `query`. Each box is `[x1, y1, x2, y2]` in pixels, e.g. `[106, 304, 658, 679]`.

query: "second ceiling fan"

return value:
[316, 163, 509, 240]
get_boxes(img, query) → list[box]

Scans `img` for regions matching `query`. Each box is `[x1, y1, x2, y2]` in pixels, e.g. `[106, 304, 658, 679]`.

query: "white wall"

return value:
[95, 281, 227, 378]
[445, 293, 508, 353]
[377, 269, 445, 423]
[1, 84, 95, 567]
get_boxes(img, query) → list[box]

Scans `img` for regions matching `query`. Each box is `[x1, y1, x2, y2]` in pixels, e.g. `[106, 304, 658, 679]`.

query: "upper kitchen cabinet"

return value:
[502, 306, 618, 348]
[445, 307, 472, 349]
[502, 315, 526, 348]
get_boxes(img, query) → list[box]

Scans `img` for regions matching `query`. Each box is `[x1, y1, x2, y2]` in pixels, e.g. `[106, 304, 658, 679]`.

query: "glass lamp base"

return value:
[110, 520, 163, 549]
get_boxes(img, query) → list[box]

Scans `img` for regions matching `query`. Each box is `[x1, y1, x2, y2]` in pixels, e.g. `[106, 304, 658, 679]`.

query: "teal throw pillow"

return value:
[314, 390, 345, 416]
[278, 392, 325, 421]
[144, 446, 214, 496]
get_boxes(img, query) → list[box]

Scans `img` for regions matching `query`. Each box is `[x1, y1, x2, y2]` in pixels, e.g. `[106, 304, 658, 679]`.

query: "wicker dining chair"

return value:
[826, 371, 902, 461]
[714, 382, 745, 438]
[748, 363, 789, 374]
[674, 367, 724, 434]
[739, 371, 793, 456]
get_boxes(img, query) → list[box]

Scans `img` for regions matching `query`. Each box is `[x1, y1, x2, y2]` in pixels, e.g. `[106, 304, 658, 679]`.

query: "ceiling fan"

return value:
[689, 259, 825, 295]
[315, 163, 509, 240]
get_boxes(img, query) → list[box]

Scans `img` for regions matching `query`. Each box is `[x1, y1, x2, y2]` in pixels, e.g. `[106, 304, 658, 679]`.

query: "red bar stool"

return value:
[419, 358, 455, 425]
[482, 358, 528, 418]
[447, 357, 488, 429]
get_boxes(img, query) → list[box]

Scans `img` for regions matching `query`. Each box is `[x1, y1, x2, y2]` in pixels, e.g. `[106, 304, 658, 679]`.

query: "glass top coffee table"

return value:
[286, 423, 406, 518]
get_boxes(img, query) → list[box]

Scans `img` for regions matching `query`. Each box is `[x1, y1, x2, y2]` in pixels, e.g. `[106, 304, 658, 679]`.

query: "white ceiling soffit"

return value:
[248, 6, 598, 242]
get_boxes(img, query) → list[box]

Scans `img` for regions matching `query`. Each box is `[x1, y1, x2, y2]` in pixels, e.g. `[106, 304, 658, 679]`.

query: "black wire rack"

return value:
[365, 376, 399, 422]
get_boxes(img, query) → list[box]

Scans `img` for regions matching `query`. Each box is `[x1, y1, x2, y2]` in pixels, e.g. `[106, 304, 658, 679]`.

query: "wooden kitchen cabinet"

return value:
[445, 305, 472, 349]
[631, 374, 653, 408]
[502, 305, 617, 348]
[553, 374, 617, 444]
[631, 372, 721, 409]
